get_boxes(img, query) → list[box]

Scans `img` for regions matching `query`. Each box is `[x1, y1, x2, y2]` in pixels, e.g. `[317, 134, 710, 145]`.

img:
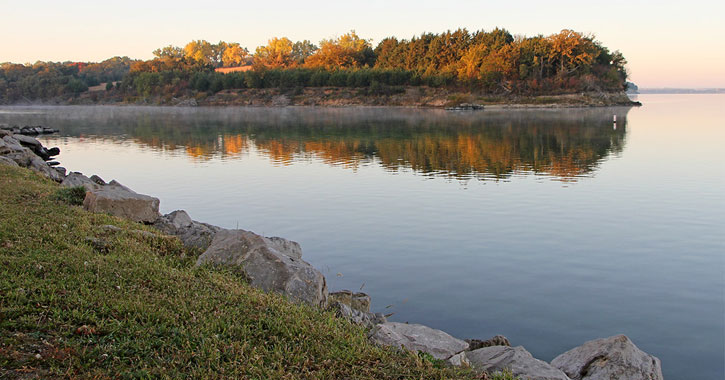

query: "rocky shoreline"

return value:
[0, 129, 663, 380]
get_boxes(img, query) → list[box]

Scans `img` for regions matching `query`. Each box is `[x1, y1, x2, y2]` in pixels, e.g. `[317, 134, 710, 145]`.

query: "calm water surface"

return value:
[1, 95, 723, 380]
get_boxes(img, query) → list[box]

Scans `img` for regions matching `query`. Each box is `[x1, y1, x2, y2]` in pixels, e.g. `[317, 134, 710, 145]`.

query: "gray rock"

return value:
[83, 180, 160, 223]
[152, 210, 222, 252]
[447, 351, 470, 367]
[466, 335, 511, 350]
[329, 290, 371, 312]
[330, 301, 385, 328]
[196, 229, 327, 307]
[54, 167, 67, 177]
[100, 224, 123, 232]
[28, 154, 64, 182]
[1, 136, 63, 181]
[369, 322, 469, 360]
[61, 172, 101, 191]
[465, 346, 570, 380]
[551, 335, 663, 380]
[265, 236, 302, 259]
[12, 134, 41, 149]
[89, 175, 107, 185]
[13, 135, 55, 160]
[1, 135, 26, 155]
[0, 155, 19, 167]
[85, 237, 111, 253]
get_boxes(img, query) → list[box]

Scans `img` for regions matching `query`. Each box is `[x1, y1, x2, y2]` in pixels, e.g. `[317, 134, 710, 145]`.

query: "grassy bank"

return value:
[0, 164, 478, 379]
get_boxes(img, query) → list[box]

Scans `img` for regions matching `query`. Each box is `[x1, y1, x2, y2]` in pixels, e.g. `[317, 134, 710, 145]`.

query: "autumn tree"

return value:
[547, 29, 598, 75]
[305, 31, 374, 69]
[184, 40, 215, 65]
[291, 40, 318, 65]
[153, 45, 184, 59]
[221, 42, 249, 67]
[253, 37, 296, 69]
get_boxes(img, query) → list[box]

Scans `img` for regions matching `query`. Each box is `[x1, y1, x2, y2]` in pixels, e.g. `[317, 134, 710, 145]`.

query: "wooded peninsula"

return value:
[0, 28, 635, 107]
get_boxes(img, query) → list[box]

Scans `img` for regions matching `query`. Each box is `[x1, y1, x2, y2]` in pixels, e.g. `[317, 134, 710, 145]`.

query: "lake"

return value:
[1, 95, 722, 380]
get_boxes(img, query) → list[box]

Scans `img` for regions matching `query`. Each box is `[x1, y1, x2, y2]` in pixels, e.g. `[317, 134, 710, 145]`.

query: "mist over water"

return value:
[2, 95, 722, 380]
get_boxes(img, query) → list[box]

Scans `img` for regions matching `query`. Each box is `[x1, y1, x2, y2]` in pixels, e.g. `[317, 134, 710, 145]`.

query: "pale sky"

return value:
[2, 0, 724, 88]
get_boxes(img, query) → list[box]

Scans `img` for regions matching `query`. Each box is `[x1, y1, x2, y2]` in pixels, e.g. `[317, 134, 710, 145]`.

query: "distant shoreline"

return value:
[634, 88, 724, 94]
[2, 88, 641, 109]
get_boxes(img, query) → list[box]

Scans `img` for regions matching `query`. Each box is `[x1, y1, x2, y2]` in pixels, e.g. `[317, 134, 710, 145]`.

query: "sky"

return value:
[1, 0, 724, 88]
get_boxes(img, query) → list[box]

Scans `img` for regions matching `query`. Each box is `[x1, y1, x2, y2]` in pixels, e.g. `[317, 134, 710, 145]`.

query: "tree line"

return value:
[0, 28, 628, 102]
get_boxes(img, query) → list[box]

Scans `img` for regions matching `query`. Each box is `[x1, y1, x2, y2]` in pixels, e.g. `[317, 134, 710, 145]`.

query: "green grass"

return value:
[51, 186, 87, 206]
[0, 165, 476, 379]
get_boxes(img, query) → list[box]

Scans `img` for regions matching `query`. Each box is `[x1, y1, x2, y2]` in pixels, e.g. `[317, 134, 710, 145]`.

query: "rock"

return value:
[466, 335, 511, 350]
[0, 156, 19, 167]
[329, 290, 371, 312]
[1, 135, 25, 154]
[89, 175, 107, 186]
[174, 98, 198, 107]
[2, 145, 35, 166]
[61, 172, 102, 191]
[83, 180, 160, 223]
[369, 322, 469, 360]
[265, 236, 302, 259]
[330, 301, 386, 328]
[271, 95, 291, 106]
[551, 335, 663, 380]
[1, 135, 63, 181]
[46, 147, 60, 157]
[445, 103, 485, 111]
[28, 154, 64, 182]
[100, 224, 122, 232]
[0, 129, 10, 137]
[100, 224, 167, 239]
[13, 135, 52, 160]
[12, 134, 42, 149]
[54, 167, 66, 177]
[196, 229, 327, 306]
[465, 346, 570, 380]
[152, 210, 222, 252]
[447, 352, 470, 367]
[85, 237, 111, 253]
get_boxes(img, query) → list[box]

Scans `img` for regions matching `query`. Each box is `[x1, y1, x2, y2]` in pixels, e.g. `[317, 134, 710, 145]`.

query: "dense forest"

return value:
[0, 28, 629, 103]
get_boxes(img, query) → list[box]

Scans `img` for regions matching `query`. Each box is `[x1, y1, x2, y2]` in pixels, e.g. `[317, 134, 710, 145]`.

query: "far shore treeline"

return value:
[0, 28, 629, 103]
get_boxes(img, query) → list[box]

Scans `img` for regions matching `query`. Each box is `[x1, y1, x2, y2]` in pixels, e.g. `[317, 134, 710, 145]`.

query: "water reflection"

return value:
[0, 106, 629, 181]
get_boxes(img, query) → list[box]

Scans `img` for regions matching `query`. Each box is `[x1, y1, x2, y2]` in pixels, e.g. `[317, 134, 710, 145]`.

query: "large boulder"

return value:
[465, 346, 570, 380]
[152, 210, 222, 252]
[83, 180, 160, 223]
[61, 172, 102, 192]
[13, 134, 58, 161]
[13, 134, 42, 149]
[369, 322, 469, 360]
[27, 154, 64, 182]
[1, 135, 63, 181]
[551, 335, 663, 380]
[1, 136, 28, 160]
[196, 229, 327, 307]
[0, 155, 19, 167]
